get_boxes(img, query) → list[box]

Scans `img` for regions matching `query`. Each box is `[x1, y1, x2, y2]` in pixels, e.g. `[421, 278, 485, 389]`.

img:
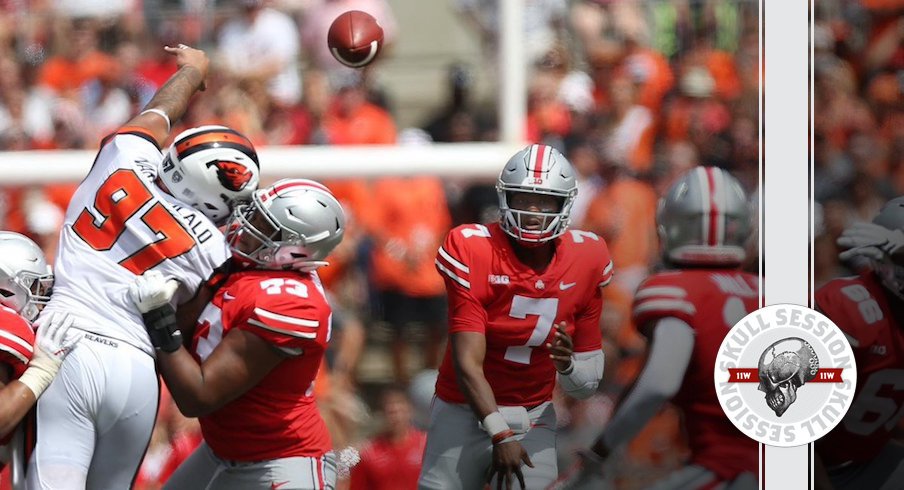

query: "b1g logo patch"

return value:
[714, 304, 857, 447]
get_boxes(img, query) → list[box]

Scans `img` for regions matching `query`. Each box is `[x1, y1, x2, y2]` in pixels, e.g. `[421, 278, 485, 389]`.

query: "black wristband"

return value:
[141, 304, 182, 353]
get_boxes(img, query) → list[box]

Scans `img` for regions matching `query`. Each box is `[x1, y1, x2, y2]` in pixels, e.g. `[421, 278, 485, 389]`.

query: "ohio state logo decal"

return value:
[714, 304, 857, 447]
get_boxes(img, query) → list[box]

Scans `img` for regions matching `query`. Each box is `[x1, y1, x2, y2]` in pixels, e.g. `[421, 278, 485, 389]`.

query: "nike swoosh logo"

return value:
[223, 292, 236, 301]
[270, 482, 289, 490]
[560, 282, 576, 290]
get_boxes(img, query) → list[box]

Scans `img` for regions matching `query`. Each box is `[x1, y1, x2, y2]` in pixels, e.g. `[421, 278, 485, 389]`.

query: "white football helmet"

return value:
[497, 144, 577, 244]
[0, 232, 53, 321]
[658, 166, 751, 266]
[159, 125, 261, 224]
[225, 179, 346, 271]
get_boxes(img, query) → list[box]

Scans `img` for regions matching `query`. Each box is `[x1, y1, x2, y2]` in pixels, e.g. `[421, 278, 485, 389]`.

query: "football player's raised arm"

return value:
[590, 317, 694, 458]
[123, 45, 209, 148]
[157, 329, 284, 418]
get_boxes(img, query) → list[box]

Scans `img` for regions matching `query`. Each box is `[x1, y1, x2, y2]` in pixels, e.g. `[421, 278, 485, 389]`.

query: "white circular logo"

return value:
[713, 304, 857, 447]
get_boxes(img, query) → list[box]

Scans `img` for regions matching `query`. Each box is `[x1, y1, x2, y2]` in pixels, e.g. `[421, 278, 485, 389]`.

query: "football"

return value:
[327, 10, 384, 68]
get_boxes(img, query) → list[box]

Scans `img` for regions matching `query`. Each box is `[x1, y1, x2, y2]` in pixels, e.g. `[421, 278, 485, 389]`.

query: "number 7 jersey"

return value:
[434, 223, 613, 407]
[44, 129, 230, 355]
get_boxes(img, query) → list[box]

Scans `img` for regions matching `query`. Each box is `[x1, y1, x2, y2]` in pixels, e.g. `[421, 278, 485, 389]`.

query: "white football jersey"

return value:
[43, 130, 230, 355]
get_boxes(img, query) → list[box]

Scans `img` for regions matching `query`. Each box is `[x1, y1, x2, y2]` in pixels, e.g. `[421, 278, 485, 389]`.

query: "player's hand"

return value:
[33, 312, 83, 366]
[18, 312, 84, 398]
[837, 222, 904, 263]
[163, 44, 209, 90]
[547, 322, 574, 373]
[488, 440, 533, 490]
[129, 270, 180, 314]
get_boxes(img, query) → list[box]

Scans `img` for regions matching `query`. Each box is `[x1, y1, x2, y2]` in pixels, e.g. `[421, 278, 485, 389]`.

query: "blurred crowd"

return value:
[0, 0, 849, 488]
[812, 0, 904, 289]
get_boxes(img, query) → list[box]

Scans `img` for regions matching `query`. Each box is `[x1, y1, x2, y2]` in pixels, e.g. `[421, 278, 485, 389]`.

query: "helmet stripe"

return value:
[705, 167, 722, 246]
[268, 179, 332, 198]
[175, 130, 258, 165]
[533, 144, 548, 180]
[696, 167, 711, 246]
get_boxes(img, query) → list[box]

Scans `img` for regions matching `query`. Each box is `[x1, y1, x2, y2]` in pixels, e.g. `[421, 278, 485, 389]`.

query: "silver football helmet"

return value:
[869, 197, 904, 298]
[497, 144, 577, 244]
[658, 166, 751, 266]
[159, 125, 261, 224]
[225, 179, 346, 271]
[0, 231, 52, 321]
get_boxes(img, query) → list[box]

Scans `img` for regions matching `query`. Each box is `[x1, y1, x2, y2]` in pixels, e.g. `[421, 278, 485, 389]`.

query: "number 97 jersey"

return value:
[814, 272, 904, 467]
[44, 130, 230, 355]
[434, 223, 613, 407]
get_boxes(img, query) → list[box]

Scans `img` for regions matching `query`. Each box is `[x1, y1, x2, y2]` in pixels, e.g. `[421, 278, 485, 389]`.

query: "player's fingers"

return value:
[522, 451, 534, 468]
[515, 467, 526, 490]
[505, 468, 513, 490]
[555, 331, 574, 350]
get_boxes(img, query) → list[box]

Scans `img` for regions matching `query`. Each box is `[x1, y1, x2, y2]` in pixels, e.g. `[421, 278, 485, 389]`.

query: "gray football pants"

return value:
[418, 398, 557, 490]
[164, 442, 337, 490]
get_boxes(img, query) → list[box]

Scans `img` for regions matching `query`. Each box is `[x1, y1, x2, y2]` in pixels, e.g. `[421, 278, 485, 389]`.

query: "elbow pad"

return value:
[557, 349, 604, 399]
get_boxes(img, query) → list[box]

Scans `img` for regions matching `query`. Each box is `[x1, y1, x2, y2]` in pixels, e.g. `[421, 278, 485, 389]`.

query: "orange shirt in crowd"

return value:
[367, 177, 450, 297]
[38, 51, 117, 94]
[324, 102, 396, 146]
[582, 176, 658, 273]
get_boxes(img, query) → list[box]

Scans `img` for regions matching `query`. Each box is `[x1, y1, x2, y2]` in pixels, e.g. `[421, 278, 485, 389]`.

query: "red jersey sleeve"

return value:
[231, 279, 329, 355]
[570, 232, 611, 352]
[435, 226, 488, 334]
[0, 308, 34, 378]
[632, 274, 697, 329]
[572, 283, 603, 352]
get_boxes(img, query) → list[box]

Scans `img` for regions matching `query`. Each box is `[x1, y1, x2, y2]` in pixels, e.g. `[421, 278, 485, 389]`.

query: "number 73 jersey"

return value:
[434, 223, 613, 407]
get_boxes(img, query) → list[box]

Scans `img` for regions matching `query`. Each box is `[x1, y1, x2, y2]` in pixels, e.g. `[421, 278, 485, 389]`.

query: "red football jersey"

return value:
[191, 269, 332, 461]
[814, 272, 904, 467]
[632, 269, 759, 481]
[0, 306, 34, 379]
[349, 429, 427, 490]
[434, 223, 612, 407]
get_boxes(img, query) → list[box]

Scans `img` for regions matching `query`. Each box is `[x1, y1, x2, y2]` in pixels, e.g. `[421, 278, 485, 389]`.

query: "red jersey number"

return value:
[72, 169, 195, 274]
[504, 296, 558, 365]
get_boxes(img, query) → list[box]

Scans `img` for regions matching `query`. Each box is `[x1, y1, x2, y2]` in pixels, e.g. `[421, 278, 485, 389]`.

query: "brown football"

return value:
[327, 10, 384, 68]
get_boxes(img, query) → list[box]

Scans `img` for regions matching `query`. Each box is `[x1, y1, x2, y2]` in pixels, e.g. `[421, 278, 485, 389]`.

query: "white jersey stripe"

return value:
[438, 247, 469, 273]
[603, 260, 614, 276]
[247, 318, 317, 339]
[634, 299, 697, 316]
[0, 344, 28, 365]
[0, 330, 33, 354]
[634, 286, 688, 300]
[598, 277, 612, 288]
[253, 308, 319, 328]
[435, 260, 471, 289]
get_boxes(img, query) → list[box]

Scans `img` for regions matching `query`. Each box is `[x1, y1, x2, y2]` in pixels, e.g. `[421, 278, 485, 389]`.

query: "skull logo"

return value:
[757, 337, 819, 417]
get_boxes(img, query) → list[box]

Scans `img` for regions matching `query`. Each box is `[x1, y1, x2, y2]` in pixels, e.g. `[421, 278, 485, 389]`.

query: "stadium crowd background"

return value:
[3, 0, 895, 488]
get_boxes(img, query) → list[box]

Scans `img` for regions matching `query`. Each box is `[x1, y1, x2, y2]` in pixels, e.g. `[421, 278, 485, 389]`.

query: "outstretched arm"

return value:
[590, 317, 694, 458]
[123, 45, 209, 147]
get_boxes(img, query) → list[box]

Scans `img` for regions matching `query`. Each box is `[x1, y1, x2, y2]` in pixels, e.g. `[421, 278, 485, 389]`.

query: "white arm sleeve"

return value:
[598, 317, 695, 450]
[557, 349, 604, 399]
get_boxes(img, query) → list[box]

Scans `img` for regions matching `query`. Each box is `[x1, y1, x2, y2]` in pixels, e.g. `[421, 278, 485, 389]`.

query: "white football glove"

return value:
[18, 312, 83, 398]
[128, 270, 180, 313]
[837, 222, 904, 262]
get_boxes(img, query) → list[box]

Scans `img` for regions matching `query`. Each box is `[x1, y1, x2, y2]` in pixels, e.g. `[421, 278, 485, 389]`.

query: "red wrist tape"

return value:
[492, 430, 516, 445]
